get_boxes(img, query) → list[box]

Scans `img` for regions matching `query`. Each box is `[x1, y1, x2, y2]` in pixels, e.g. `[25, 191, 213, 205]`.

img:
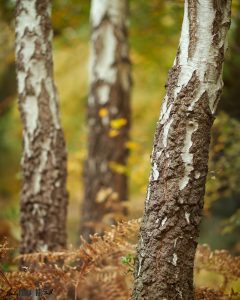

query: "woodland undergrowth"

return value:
[0, 219, 240, 300]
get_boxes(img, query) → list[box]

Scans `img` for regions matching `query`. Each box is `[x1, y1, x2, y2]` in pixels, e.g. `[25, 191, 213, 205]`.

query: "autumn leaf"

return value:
[109, 129, 120, 138]
[99, 108, 109, 118]
[109, 161, 127, 174]
[110, 118, 127, 129]
[125, 141, 140, 150]
[96, 187, 113, 203]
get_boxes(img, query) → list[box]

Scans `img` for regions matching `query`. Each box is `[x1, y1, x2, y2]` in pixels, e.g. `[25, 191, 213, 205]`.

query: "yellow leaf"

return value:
[109, 161, 127, 174]
[110, 118, 127, 129]
[96, 188, 113, 203]
[109, 129, 120, 138]
[125, 141, 140, 150]
[99, 108, 109, 118]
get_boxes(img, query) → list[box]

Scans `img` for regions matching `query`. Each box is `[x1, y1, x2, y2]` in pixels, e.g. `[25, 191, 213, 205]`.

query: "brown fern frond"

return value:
[1, 219, 240, 300]
[195, 287, 240, 300]
[16, 218, 140, 270]
[77, 268, 130, 300]
[196, 244, 240, 282]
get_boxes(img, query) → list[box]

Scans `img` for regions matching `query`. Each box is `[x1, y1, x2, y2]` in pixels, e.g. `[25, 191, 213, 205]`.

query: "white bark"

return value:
[16, 1, 60, 157]
[80, 0, 131, 239]
[15, 0, 68, 254]
[151, 0, 231, 204]
[133, 1, 232, 299]
[89, 0, 130, 98]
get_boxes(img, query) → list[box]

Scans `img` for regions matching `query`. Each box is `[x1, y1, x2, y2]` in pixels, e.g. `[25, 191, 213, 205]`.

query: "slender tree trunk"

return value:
[80, 0, 131, 239]
[132, 1, 231, 299]
[15, 0, 68, 254]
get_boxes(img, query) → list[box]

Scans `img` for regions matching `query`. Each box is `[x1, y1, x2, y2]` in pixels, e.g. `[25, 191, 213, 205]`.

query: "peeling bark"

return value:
[80, 0, 131, 239]
[132, 1, 231, 299]
[15, 0, 68, 253]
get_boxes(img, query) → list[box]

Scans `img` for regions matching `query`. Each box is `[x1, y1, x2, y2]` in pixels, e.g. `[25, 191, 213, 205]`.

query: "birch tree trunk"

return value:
[132, 1, 231, 299]
[15, 0, 68, 254]
[80, 0, 131, 239]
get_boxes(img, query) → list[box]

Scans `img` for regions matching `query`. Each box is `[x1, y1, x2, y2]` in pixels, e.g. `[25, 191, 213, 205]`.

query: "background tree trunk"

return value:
[80, 0, 131, 239]
[132, 1, 231, 299]
[15, 0, 68, 253]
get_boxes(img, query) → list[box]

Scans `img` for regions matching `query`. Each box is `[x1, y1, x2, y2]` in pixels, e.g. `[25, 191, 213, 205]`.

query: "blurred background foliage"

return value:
[0, 0, 239, 257]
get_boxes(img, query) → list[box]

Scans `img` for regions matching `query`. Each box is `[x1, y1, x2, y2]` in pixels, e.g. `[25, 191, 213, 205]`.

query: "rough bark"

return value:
[132, 1, 231, 299]
[80, 0, 131, 239]
[15, 0, 68, 253]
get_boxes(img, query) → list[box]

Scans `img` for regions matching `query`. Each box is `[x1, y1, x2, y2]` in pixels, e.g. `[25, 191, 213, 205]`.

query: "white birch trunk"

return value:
[15, 0, 68, 254]
[80, 0, 131, 239]
[132, 0, 232, 299]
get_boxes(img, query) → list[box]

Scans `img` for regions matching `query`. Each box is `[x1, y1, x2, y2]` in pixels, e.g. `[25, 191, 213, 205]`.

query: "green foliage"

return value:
[121, 253, 135, 273]
[52, 0, 90, 41]
[220, 0, 240, 118]
[0, 1, 15, 24]
[222, 209, 240, 235]
[199, 113, 240, 253]
[130, 0, 183, 63]
[206, 113, 240, 208]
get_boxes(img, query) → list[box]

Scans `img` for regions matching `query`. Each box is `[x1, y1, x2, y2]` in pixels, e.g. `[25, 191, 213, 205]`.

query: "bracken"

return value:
[0, 219, 239, 300]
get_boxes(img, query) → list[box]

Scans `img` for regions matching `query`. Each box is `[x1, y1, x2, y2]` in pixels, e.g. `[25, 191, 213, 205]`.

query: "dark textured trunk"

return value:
[15, 0, 68, 253]
[80, 0, 131, 239]
[132, 0, 231, 299]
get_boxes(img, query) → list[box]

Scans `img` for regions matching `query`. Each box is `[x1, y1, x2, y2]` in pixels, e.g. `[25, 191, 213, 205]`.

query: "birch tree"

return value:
[80, 0, 131, 238]
[132, 1, 232, 299]
[15, 0, 68, 254]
